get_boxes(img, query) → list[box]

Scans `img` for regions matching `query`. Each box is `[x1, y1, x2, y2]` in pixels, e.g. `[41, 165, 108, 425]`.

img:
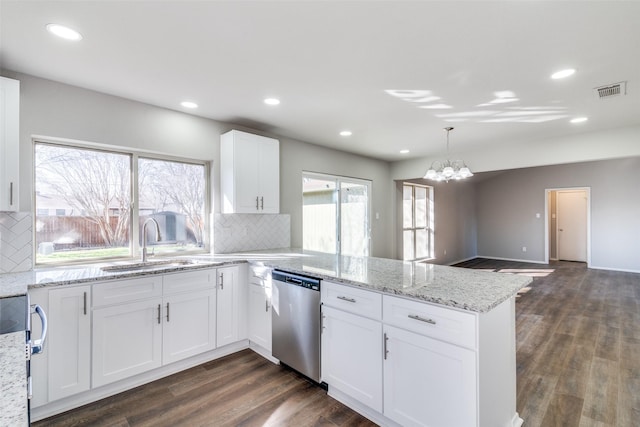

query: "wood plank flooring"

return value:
[455, 258, 640, 427]
[35, 259, 640, 427]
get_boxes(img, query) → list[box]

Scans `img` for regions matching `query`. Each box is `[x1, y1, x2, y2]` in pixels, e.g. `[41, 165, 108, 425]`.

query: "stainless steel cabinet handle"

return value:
[157, 304, 161, 324]
[256, 196, 259, 210]
[166, 302, 170, 322]
[265, 299, 269, 312]
[9, 182, 13, 206]
[321, 313, 326, 332]
[260, 196, 264, 210]
[219, 272, 224, 290]
[408, 314, 436, 325]
[383, 332, 389, 360]
[337, 296, 356, 303]
[83, 292, 87, 315]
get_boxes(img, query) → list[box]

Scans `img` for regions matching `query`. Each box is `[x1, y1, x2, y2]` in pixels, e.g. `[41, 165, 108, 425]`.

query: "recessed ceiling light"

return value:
[46, 23, 83, 41]
[570, 117, 588, 123]
[180, 101, 198, 109]
[339, 130, 352, 137]
[399, 149, 410, 154]
[264, 98, 280, 106]
[551, 68, 576, 79]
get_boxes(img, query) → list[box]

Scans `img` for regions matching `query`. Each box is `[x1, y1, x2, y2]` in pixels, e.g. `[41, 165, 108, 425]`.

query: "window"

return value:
[34, 141, 208, 265]
[403, 183, 434, 261]
[302, 172, 370, 256]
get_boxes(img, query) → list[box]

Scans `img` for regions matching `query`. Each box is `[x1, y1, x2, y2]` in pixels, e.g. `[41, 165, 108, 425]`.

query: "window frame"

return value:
[32, 137, 211, 266]
[402, 182, 434, 261]
[302, 171, 372, 256]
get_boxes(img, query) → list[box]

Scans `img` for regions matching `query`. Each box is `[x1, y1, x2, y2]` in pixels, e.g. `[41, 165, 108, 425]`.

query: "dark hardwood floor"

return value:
[35, 259, 640, 427]
[455, 258, 640, 427]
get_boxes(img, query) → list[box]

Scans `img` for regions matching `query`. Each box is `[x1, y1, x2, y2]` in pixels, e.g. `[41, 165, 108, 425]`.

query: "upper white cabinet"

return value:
[0, 76, 20, 211]
[220, 130, 279, 214]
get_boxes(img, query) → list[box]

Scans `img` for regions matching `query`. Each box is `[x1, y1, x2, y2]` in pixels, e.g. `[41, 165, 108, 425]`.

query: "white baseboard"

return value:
[589, 264, 640, 274]
[477, 255, 548, 265]
[248, 341, 279, 364]
[512, 412, 524, 427]
[327, 387, 401, 427]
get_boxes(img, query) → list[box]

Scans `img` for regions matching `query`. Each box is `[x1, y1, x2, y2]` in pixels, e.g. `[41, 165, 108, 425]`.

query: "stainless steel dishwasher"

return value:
[271, 270, 321, 383]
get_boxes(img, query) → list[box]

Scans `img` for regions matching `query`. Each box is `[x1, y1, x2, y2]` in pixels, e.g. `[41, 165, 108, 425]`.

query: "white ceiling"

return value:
[1, 1, 639, 162]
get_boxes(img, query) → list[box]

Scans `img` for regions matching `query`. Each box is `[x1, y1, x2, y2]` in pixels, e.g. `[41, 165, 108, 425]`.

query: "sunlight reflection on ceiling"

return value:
[385, 89, 569, 123]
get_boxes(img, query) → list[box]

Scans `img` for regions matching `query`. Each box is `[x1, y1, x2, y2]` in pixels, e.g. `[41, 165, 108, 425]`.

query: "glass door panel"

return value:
[303, 176, 337, 254]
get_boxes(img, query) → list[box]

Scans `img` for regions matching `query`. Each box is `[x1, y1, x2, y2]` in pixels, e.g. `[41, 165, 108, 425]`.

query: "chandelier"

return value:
[424, 127, 473, 182]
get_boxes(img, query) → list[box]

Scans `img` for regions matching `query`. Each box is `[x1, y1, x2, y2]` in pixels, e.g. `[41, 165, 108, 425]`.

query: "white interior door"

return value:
[557, 190, 587, 262]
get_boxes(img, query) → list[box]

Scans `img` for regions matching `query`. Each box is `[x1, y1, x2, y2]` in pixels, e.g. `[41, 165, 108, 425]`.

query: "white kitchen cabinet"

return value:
[92, 297, 163, 388]
[248, 281, 271, 351]
[220, 130, 279, 213]
[321, 305, 383, 412]
[216, 265, 243, 347]
[47, 285, 91, 401]
[162, 289, 216, 364]
[383, 324, 477, 427]
[0, 76, 20, 211]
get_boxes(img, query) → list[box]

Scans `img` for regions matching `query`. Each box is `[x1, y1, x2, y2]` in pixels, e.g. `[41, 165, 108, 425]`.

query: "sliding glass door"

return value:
[302, 172, 371, 256]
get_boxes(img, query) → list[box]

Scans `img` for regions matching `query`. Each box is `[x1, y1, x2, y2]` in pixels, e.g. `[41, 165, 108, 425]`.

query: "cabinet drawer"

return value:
[163, 269, 216, 294]
[322, 281, 381, 320]
[383, 295, 477, 349]
[93, 276, 163, 307]
[249, 265, 271, 287]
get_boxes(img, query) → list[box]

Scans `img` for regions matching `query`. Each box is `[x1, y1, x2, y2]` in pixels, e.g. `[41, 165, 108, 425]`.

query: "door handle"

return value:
[83, 292, 87, 315]
[166, 302, 170, 322]
[9, 182, 13, 206]
[383, 332, 389, 360]
[256, 196, 259, 210]
[260, 196, 264, 210]
[157, 304, 161, 324]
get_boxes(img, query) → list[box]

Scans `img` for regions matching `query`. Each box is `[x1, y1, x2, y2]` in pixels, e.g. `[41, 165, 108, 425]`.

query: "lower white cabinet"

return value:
[383, 324, 477, 427]
[92, 297, 163, 388]
[216, 265, 242, 347]
[321, 305, 383, 412]
[162, 289, 216, 364]
[47, 285, 91, 401]
[248, 281, 271, 351]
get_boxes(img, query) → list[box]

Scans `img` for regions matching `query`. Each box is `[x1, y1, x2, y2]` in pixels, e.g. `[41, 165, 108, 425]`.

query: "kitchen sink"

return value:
[100, 259, 211, 272]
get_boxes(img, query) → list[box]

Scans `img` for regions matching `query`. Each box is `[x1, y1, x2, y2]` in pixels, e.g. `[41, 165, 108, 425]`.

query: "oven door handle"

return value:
[30, 304, 48, 355]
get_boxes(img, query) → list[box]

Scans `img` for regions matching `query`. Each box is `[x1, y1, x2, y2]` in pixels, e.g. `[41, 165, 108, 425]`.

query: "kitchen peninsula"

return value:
[1, 250, 531, 427]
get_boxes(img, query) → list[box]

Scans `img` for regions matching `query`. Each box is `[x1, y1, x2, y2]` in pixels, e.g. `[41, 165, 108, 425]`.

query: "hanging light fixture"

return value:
[424, 127, 473, 182]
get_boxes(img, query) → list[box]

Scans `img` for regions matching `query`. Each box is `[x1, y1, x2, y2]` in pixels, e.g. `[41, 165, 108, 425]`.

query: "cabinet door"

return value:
[92, 298, 162, 387]
[0, 76, 20, 211]
[257, 137, 279, 213]
[162, 289, 216, 364]
[248, 283, 271, 351]
[383, 325, 477, 427]
[216, 265, 240, 347]
[233, 132, 261, 213]
[48, 285, 91, 401]
[322, 306, 383, 412]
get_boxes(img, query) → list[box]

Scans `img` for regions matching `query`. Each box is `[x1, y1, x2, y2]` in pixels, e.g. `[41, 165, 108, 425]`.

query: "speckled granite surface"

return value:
[0, 250, 531, 313]
[236, 249, 533, 313]
[0, 332, 28, 427]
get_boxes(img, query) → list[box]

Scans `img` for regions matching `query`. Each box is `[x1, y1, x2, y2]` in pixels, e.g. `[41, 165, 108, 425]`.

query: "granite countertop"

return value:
[234, 249, 533, 313]
[0, 250, 531, 313]
[0, 332, 28, 427]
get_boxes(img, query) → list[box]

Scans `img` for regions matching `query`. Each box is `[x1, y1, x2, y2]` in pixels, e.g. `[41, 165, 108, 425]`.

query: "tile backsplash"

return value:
[0, 212, 33, 273]
[214, 213, 290, 253]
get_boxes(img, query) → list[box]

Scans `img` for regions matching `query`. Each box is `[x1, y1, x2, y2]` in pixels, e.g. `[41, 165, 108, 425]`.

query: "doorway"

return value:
[546, 188, 590, 264]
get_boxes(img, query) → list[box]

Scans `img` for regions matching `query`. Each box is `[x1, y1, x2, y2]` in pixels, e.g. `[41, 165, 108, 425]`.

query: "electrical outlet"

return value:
[522, 246, 527, 252]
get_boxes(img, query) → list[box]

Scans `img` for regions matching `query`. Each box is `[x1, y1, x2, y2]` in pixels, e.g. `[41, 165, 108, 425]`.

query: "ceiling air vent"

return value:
[593, 81, 627, 99]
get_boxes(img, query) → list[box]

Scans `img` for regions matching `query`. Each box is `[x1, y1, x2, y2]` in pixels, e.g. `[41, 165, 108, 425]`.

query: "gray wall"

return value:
[4, 71, 393, 258]
[476, 157, 640, 272]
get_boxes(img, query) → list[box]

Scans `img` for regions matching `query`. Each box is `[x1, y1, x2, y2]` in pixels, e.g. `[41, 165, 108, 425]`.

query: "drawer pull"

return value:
[408, 314, 436, 325]
[337, 296, 356, 303]
[384, 332, 389, 359]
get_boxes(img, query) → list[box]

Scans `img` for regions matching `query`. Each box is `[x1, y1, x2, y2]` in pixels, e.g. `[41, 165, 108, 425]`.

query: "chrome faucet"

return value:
[142, 218, 161, 262]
